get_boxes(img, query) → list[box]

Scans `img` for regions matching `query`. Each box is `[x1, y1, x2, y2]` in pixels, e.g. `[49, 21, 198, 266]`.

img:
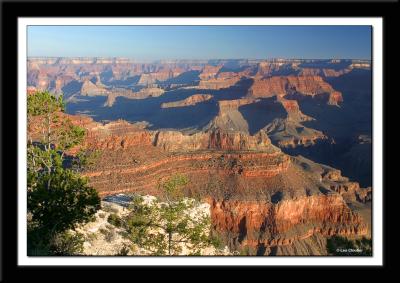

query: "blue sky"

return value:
[28, 25, 371, 60]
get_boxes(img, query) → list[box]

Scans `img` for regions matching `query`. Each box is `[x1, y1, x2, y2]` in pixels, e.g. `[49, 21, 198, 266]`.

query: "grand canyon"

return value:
[27, 57, 372, 255]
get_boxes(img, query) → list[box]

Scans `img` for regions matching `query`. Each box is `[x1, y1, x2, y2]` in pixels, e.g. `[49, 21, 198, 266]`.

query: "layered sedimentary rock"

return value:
[279, 98, 313, 122]
[248, 75, 343, 106]
[321, 168, 372, 203]
[83, 148, 290, 197]
[299, 68, 352, 78]
[83, 120, 153, 150]
[328, 91, 344, 106]
[209, 194, 367, 253]
[198, 76, 241, 90]
[153, 127, 273, 153]
[160, 94, 213, 108]
[103, 87, 165, 107]
[199, 65, 222, 80]
[255, 61, 295, 77]
[204, 99, 258, 134]
[137, 69, 181, 85]
[263, 118, 327, 148]
[81, 80, 109, 96]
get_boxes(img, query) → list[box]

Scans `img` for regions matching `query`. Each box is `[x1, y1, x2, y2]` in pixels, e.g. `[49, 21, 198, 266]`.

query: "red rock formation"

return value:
[279, 98, 313, 122]
[299, 68, 351, 77]
[278, 136, 327, 148]
[208, 129, 273, 151]
[328, 91, 344, 106]
[248, 75, 342, 105]
[199, 65, 222, 80]
[152, 128, 274, 152]
[84, 150, 290, 197]
[160, 94, 213, 108]
[255, 61, 289, 77]
[152, 131, 209, 152]
[217, 98, 258, 114]
[198, 76, 241, 90]
[83, 120, 153, 150]
[137, 70, 174, 85]
[103, 87, 165, 107]
[208, 194, 368, 249]
[204, 99, 258, 134]
[263, 118, 327, 148]
[81, 80, 109, 96]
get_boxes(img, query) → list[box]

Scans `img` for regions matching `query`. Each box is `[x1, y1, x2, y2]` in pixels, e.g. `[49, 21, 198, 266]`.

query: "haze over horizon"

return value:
[28, 25, 371, 60]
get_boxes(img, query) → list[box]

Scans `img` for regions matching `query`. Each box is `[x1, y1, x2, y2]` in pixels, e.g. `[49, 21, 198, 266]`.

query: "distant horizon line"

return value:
[27, 56, 371, 61]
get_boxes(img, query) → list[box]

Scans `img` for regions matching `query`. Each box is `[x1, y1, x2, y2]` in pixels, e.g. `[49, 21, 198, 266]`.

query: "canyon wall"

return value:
[248, 75, 343, 106]
[160, 94, 213, 108]
[209, 194, 368, 253]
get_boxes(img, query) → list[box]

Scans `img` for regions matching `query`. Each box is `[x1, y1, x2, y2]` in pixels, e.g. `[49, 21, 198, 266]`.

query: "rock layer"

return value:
[160, 94, 213, 108]
[209, 194, 367, 252]
[248, 75, 343, 106]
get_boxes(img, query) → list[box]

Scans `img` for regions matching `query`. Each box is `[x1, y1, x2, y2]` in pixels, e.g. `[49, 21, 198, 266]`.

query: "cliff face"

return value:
[279, 98, 313, 122]
[81, 80, 109, 96]
[209, 194, 367, 253]
[248, 75, 343, 106]
[204, 99, 258, 134]
[198, 76, 241, 90]
[199, 65, 222, 80]
[152, 131, 209, 152]
[263, 118, 327, 148]
[137, 70, 176, 85]
[160, 94, 213, 108]
[84, 149, 290, 197]
[103, 87, 165, 107]
[299, 67, 352, 77]
[208, 129, 273, 151]
[152, 128, 274, 152]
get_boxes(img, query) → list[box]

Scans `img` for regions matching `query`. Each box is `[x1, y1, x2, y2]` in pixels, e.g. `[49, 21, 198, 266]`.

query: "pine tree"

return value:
[124, 174, 218, 255]
[27, 91, 100, 255]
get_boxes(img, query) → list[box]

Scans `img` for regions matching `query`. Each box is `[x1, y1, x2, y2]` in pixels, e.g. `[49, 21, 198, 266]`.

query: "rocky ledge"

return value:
[160, 94, 213, 108]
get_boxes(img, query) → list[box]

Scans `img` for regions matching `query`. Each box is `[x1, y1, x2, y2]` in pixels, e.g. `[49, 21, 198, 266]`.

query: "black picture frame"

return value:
[0, 0, 395, 280]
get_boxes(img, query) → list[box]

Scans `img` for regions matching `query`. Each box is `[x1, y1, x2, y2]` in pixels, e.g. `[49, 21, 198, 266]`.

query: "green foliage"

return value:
[28, 169, 100, 233]
[123, 174, 214, 255]
[107, 213, 122, 227]
[72, 149, 101, 172]
[99, 227, 116, 242]
[209, 232, 226, 250]
[27, 91, 100, 256]
[49, 231, 85, 256]
[239, 246, 251, 256]
[57, 121, 86, 151]
[27, 226, 52, 256]
[327, 236, 372, 256]
[27, 226, 84, 256]
[158, 174, 188, 201]
[27, 90, 64, 116]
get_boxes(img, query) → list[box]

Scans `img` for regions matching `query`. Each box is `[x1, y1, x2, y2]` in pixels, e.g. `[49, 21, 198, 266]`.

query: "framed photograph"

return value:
[1, 0, 394, 278]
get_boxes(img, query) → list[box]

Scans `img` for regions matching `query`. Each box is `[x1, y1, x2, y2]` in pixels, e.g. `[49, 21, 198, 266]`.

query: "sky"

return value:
[27, 25, 371, 60]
